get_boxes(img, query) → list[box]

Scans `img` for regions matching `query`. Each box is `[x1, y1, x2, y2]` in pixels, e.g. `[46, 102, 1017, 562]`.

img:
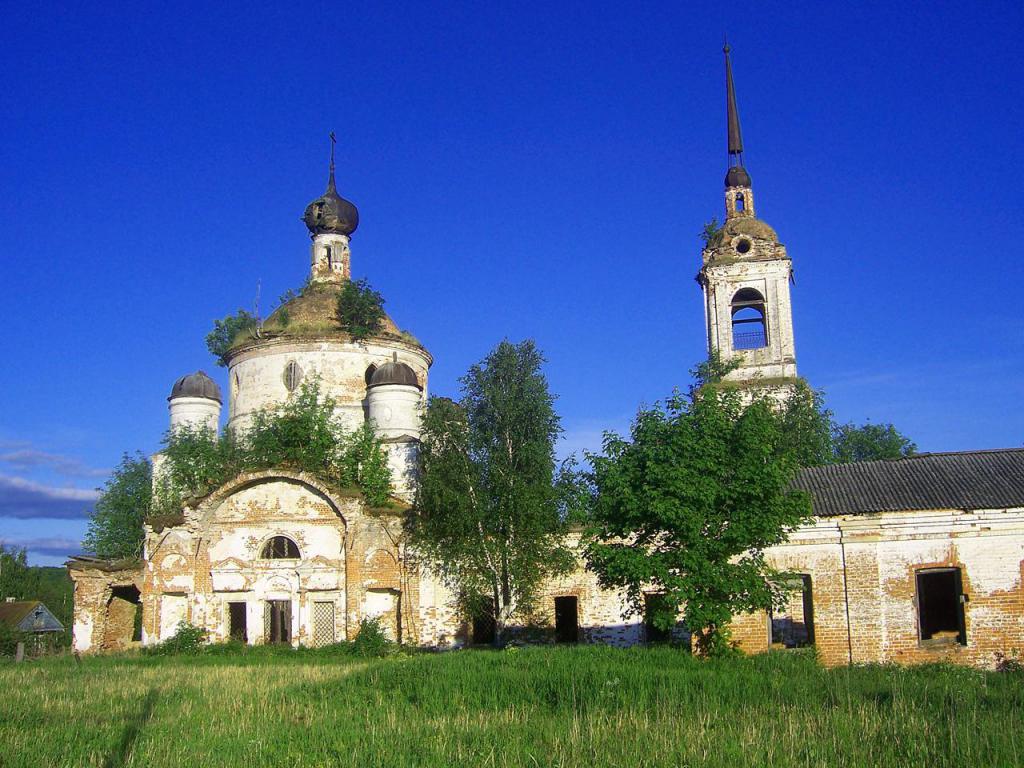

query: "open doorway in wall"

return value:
[554, 596, 579, 643]
[228, 602, 247, 643]
[917, 568, 966, 645]
[471, 598, 496, 645]
[770, 574, 814, 648]
[264, 600, 291, 644]
[644, 593, 672, 643]
[104, 585, 142, 649]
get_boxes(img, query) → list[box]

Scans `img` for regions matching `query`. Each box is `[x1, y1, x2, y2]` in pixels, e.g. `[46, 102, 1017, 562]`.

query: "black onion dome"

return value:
[725, 165, 752, 188]
[169, 371, 222, 403]
[368, 361, 421, 390]
[303, 170, 359, 237]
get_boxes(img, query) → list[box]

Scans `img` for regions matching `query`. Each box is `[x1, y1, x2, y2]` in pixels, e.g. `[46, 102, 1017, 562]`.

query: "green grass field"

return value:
[0, 645, 1019, 767]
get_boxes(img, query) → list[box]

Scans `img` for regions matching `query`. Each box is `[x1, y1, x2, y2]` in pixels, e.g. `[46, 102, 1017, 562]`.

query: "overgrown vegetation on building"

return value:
[84, 380, 394, 556]
[336, 277, 385, 341]
[206, 309, 259, 367]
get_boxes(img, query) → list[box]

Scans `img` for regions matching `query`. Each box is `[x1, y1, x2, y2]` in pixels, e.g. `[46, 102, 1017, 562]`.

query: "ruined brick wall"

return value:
[726, 509, 1024, 668]
[67, 565, 142, 653]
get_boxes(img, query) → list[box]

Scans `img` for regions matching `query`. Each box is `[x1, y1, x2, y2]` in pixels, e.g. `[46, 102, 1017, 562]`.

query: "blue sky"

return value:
[1, 2, 1022, 565]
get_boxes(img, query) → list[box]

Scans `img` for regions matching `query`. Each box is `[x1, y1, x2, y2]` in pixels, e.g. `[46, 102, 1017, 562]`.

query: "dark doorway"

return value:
[108, 585, 142, 645]
[471, 598, 496, 645]
[554, 596, 579, 643]
[228, 602, 247, 643]
[265, 599, 291, 644]
[917, 569, 966, 645]
[770, 574, 815, 648]
[644, 593, 672, 643]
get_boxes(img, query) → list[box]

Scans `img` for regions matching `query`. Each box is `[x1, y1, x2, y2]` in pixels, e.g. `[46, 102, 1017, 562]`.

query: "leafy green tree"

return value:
[160, 425, 239, 498]
[338, 422, 393, 507]
[83, 453, 152, 560]
[832, 421, 916, 463]
[246, 380, 340, 472]
[586, 362, 813, 656]
[700, 218, 724, 248]
[206, 309, 259, 366]
[409, 340, 577, 644]
[0, 544, 30, 601]
[337, 278, 386, 341]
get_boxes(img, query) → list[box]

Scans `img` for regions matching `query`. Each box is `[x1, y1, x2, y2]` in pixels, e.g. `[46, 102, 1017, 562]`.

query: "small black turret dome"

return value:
[169, 371, 222, 403]
[304, 185, 358, 237]
[725, 165, 752, 188]
[368, 361, 421, 390]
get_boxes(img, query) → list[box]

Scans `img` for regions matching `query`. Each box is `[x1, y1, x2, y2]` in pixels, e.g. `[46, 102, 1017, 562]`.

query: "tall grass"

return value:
[0, 646, 1019, 767]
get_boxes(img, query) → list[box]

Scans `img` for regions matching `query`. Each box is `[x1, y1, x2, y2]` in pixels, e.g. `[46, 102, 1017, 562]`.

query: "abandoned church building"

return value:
[67, 49, 1024, 668]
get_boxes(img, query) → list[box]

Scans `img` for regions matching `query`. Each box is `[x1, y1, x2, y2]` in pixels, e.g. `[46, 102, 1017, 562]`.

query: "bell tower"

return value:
[697, 44, 798, 386]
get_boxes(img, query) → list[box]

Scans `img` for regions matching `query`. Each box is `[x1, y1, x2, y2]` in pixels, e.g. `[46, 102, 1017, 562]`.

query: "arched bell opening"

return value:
[731, 288, 768, 350]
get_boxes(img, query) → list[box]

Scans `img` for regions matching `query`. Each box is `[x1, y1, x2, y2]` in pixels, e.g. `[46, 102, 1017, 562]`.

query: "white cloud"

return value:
[0, 475, 99, 519]
[0, 448, 110, 479]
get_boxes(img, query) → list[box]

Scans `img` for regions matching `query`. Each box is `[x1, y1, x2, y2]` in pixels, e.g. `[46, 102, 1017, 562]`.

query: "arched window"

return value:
[261, 536, 300, 559]
[731, 288, 767, 349]
[735, 193, 745, 212]
[364, 364, 377, 386]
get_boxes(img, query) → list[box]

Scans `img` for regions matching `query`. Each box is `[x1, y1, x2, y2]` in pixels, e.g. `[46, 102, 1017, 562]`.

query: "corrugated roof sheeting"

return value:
[792, 449, 1024, 516]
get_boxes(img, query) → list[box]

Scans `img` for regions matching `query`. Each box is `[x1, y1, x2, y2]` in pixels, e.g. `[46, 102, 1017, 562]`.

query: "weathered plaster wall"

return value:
[226, 338, 429, 435]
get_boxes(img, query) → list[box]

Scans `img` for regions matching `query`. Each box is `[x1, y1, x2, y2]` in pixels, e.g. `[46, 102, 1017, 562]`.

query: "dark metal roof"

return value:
[793, 449, 1024, 516]
[303, 136, 359, 237]
[0, 600, 64, 633]
[368, 360, 421, 389]
[169, 370, 222, 403]
[725, 165, 752, 189]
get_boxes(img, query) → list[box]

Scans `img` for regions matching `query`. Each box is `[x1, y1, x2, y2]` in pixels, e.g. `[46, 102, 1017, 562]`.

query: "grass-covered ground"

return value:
[0, 645, 1019, 768]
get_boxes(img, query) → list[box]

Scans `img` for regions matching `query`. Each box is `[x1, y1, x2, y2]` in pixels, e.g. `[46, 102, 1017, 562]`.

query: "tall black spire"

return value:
[724, 41, 743, 163]
[327, 131, 337, 192]
[723, 42, 751, 190]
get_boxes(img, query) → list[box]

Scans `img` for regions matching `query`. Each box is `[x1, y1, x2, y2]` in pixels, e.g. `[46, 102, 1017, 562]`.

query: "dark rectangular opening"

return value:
[110, 585, 142, 643]
[554, 596, 579, 643]
[471, 598, 496, 645]
[917, 568, 966, 645]
[229, 602, 247, 643]
[266, 599, 291, 644]
[770, 574, 814, 648]
[644, 593, 672, 643]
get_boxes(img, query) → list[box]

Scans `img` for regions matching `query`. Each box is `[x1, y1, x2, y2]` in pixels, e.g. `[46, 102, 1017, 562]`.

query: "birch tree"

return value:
[409, 340, 576, 644]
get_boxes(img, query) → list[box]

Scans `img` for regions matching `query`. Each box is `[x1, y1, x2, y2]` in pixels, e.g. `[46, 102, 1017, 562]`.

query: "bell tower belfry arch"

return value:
[697, 44, 798, 386]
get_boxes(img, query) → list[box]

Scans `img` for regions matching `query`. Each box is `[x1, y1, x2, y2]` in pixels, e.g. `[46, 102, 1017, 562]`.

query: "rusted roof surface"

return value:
[0, 600, 40, 627]
[0, 600, 64, 632]
[793, 449, 1024, 516]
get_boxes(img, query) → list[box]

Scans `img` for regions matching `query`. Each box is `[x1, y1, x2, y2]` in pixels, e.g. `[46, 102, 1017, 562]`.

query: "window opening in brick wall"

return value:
[770, 574, 814, 648]
[471, 598, 496, 645]
[364, 364, 377, 386]
[916, 568, 966, 645]
[261, 536, 300, 559]
[644, 593, 672, 643]
[228, 601, 247, 643]
[736, 193, 745, 212]
[731, 288, 768, 350]
[265, 599, 291, 644]
[554, 596, 579, 643]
